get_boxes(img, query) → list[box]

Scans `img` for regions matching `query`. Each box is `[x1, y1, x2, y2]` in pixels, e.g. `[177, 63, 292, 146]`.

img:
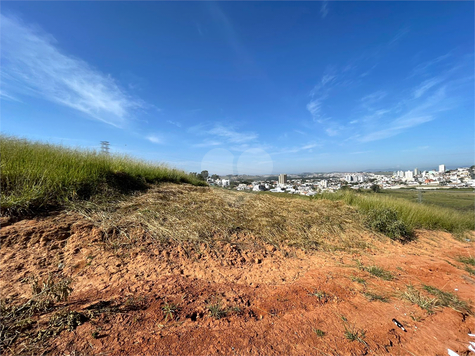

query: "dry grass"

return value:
[401, 284, 471, 315]
[72, 184, 371, 252]
[401, 285, 438, 314]
[0, 274, 75, 353]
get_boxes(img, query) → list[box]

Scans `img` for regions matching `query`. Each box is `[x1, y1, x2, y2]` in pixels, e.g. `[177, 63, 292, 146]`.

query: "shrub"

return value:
[365, 208, 412, 242]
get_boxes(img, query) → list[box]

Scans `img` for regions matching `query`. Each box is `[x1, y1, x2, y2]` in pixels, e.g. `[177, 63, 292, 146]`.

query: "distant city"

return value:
[205, 165, 475, 196]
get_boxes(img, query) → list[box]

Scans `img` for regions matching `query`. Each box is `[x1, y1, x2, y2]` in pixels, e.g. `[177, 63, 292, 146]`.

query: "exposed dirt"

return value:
[1, 192, 475, 355]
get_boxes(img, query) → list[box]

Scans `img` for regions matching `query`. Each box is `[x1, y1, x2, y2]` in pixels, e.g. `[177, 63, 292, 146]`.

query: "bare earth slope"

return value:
[1, 184, 474, 355]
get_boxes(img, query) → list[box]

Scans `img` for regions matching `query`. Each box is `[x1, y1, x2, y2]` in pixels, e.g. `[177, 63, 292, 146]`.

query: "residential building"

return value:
[439, 164, 446, 173]
[278, 174, 288, 184]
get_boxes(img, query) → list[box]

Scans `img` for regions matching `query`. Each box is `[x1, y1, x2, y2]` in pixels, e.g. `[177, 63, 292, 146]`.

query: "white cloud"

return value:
[360, 91, 387, 106]
[358, 87, 449, 142]
[413, 77, 443, 98]
[193, 140, 222, 148]
[208, 124, 258, 143]
[359, 115, 433, 142]
[278, 141, 322, 154]
[0, 90, 22, 102]
[146, 135, 163, 144]
[1, 14, 145, 128]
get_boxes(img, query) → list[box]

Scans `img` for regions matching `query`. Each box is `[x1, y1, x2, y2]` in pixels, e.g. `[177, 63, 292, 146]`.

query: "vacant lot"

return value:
[1, 184, 474, 356]
[380, 189, 475, 212]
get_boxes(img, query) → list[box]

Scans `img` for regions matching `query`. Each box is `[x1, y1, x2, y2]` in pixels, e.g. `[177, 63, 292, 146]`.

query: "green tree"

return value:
[370, 184, 381, 193]
[201, 170, 209, 180]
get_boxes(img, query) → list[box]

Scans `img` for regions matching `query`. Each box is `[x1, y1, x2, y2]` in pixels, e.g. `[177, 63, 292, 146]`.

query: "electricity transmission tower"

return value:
[100, 141, 110, 155]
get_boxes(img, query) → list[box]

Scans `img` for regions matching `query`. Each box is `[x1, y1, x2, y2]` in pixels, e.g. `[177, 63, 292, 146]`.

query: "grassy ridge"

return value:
[0, 136, 206, 215]
[314, 190, 474, 234]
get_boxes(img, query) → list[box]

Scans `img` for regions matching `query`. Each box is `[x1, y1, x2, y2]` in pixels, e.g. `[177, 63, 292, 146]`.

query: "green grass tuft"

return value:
[312, 328, 326, 337]
[422, 285, 472, 314]
[0, 135, 206, 215]
[207, 302, 228, 319]
[363, 292, 389, 303]
[343, 323, 366, 344]
[456, 256, 475, 266]
[357, 262, 393, 281]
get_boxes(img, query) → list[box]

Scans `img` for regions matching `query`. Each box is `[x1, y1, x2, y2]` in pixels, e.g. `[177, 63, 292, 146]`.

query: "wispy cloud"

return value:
[0, 90, 22, 102]
[360, 91, 387, 106]
[410, 52, 452, 78]
[146, 134, 163, 144]
[359, 87, 448, 142]
[413, 77, 444, 98]
[190, 123, 259, 149]
[277, 141, 322, 154]
[1, 14, 145, 128]
[167, 120, 182, 128]
[208, 124, 258, 143]
[306, 97, 328, 123]
[320, 1, 329, 19]
[193, 140, 222, 148]
[388, 26, 410, 47]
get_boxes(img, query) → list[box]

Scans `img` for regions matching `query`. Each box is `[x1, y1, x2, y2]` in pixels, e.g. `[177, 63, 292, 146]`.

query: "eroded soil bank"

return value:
[1, 188, 474, 355]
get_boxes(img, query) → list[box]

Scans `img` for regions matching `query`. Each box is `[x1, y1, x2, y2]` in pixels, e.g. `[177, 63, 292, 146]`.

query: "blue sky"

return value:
[1, 1, 473, 174]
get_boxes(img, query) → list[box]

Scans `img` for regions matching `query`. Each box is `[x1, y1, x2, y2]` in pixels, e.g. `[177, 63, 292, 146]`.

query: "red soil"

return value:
[1, 213, 474, 356]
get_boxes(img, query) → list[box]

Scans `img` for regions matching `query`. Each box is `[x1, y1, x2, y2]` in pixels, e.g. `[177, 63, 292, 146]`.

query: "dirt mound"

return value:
[1, 186, 474, 355]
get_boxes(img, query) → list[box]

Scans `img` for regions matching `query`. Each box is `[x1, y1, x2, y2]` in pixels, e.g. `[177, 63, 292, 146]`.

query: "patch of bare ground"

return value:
[1, 184, 474, 355]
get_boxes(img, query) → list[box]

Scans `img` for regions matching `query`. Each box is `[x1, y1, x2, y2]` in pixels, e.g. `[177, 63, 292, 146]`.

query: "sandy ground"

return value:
[1, 210, 474, 356]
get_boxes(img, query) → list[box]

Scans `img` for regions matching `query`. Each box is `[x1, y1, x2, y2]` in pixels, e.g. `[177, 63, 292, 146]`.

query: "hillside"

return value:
[0, 136, 206, 216]
[1, 183, 474, 355]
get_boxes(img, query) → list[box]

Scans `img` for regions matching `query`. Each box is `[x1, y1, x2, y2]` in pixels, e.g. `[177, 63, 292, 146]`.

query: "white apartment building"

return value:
[278, 174, 288, 184]
[439, 164, 446, 173]
[405, 170, 414, 181]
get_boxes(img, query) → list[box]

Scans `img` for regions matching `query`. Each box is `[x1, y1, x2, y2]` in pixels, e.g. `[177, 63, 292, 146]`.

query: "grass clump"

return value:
[422, 285, 471, 314]
[401, 285, 439, 314]
[308, 290, 329, 302]
[363, 292, 389, 303]
[207, 301, 228, 319]
[0, 274, 74, 352]
[1, 135, 206, 216]
[358, 262, 393, 281]
[312, 328, 326, 337]
[351, 276, 366, 285]
[365, 208, 412, 242]
[402, 284, 472, 315]
[456, 256, 475, 266]
[464, 266, 475, 275]
[343, 323, 366, 344]
[162, 302, 178, 322]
